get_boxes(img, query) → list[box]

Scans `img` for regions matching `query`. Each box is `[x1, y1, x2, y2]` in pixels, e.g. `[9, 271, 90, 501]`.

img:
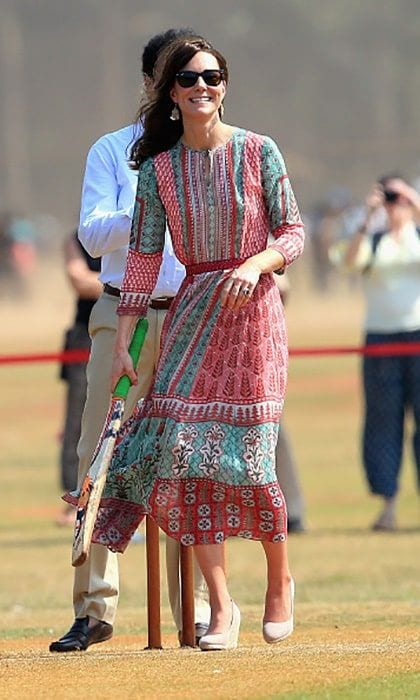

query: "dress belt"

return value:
[185, 258, 246, 276]
[103, 283, 174, 310]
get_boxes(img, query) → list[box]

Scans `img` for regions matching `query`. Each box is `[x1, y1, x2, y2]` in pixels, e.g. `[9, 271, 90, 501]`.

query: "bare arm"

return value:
[64, 236, 102, 299]
[342, 185, 382, 267]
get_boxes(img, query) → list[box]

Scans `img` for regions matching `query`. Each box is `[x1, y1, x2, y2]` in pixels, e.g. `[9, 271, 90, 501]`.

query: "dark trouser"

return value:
[60, 323, 91, 492]
[362, 330, 420, 498]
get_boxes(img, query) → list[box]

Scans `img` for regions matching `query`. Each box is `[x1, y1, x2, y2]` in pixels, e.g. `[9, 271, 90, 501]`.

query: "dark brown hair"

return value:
[141, 28, 199, 78]
[378, 173, 407, 188]
[131, 37, 228, 168]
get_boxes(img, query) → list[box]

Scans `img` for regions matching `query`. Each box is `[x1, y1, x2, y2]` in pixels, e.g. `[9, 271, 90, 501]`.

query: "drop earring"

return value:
[219, 102, 225, 119]
[170, 104, 180, 121]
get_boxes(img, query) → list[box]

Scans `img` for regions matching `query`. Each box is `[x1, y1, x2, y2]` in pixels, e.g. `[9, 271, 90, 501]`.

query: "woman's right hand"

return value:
[110, 349, 138, 392]
[111, 315, 139, 392]
[365, 184, 384, 212]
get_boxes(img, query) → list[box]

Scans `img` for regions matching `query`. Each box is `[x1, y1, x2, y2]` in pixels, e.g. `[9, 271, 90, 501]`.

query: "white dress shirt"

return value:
[78, 123, 185, 296]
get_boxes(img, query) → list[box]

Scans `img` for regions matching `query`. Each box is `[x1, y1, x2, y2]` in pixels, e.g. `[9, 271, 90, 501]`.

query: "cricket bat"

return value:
[72, 318, 148, 567]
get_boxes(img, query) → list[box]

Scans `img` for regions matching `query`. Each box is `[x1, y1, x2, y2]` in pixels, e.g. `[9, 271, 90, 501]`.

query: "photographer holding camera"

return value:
[343, 175, 420, 530]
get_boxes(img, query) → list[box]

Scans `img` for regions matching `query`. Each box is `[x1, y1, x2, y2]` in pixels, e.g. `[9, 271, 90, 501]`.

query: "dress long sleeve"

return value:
[261, 137, 305, 266]
[118, 158, 166, 316]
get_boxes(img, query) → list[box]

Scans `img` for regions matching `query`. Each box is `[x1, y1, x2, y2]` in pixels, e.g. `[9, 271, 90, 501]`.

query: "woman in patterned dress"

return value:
[92, 37, 305, 649]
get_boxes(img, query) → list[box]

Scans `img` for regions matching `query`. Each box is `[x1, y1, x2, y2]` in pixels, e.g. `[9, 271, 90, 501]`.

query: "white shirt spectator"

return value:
[78, 123, 185, 297]
[352, 222, 420, 332]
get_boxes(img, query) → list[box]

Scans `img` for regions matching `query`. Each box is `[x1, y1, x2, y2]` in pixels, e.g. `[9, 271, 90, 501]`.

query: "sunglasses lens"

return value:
[176, 72, 197, 88]
[176, 70, 224, 88]
[203, 70, 223, 86]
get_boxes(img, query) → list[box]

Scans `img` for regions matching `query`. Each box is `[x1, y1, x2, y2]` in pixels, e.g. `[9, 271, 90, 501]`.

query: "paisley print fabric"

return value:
[91, 129, 305, 551]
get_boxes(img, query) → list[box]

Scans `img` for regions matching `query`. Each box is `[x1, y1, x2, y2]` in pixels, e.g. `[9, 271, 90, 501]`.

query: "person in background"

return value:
[0, 211, 37, 298]
[273, 272, 306, 533]
[91, 36, 304, 651]
[0, 212, 15, 294]
[308, 188, 352, 293]
[8, 214, 38, 296]
[50, 28, 210, 654]
[343, 175, 420, 530]
[56, 231, 102, 526]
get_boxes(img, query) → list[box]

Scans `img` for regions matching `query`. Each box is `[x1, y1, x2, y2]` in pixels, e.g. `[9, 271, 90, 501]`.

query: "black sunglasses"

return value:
[175, 69, 225, 88]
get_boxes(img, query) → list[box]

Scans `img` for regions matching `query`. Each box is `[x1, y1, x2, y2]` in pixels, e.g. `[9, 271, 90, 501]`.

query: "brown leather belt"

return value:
[104, 283, 173, 310]
[103, 283, 120, 298]
[150, 297, 173, 310]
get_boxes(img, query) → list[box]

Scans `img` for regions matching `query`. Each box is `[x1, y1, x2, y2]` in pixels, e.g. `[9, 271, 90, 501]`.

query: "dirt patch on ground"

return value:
[1, 628, 419, 699]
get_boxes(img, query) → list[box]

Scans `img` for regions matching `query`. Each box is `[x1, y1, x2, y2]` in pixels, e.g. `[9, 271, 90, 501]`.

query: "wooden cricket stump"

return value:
[145, 517, 162, 649]
[145, 516, 196, 649]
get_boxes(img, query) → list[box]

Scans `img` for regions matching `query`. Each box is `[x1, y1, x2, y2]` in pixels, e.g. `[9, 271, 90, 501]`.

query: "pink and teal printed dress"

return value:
[92, 128, 304, 551]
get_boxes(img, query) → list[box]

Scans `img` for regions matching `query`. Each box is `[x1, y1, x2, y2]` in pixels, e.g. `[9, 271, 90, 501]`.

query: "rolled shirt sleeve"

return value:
[78, 136, 135, 258]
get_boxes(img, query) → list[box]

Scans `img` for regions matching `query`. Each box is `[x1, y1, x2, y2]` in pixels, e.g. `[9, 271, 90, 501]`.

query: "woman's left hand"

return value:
[220, 261, 261, 310]
[386, 178, 420, 210]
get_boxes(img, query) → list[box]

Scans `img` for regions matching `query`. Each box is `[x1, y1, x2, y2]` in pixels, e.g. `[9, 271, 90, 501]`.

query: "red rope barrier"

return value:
[0, 349, 90, 365]
[2, 342, 420, 365]
[291, 342, 420, 357]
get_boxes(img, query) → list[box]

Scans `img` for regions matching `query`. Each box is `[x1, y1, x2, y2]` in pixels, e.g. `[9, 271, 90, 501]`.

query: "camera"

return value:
[383, 189, 399, 203]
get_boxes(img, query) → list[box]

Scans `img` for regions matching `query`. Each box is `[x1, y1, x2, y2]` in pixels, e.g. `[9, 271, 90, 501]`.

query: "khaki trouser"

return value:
[73, 292, 210, 629]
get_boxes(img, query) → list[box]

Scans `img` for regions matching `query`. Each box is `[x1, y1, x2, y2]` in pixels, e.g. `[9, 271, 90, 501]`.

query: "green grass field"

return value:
[1, 265, 419, 699]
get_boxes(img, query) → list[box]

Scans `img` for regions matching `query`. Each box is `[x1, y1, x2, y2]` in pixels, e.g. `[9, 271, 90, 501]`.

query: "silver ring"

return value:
[242, 288, 251, 296]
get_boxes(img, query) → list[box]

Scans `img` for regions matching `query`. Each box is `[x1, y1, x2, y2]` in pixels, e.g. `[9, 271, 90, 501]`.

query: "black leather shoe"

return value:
[49, 616, 113, 652]
[178, 622, 208, 647]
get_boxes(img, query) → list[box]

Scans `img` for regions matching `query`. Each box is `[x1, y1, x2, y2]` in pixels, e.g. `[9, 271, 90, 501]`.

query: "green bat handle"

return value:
[113, 318, 149, 399]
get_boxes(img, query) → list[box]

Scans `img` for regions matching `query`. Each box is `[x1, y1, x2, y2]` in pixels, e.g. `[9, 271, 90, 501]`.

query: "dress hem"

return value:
[88, 474, 288, 551]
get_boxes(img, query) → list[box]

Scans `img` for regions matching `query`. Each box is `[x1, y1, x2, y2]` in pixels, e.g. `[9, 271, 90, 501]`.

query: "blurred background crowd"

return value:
[1, 0, 420, 298]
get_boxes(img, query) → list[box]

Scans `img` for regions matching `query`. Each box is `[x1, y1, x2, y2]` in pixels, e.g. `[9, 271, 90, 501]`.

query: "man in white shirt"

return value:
[50, 28, 210, 653]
